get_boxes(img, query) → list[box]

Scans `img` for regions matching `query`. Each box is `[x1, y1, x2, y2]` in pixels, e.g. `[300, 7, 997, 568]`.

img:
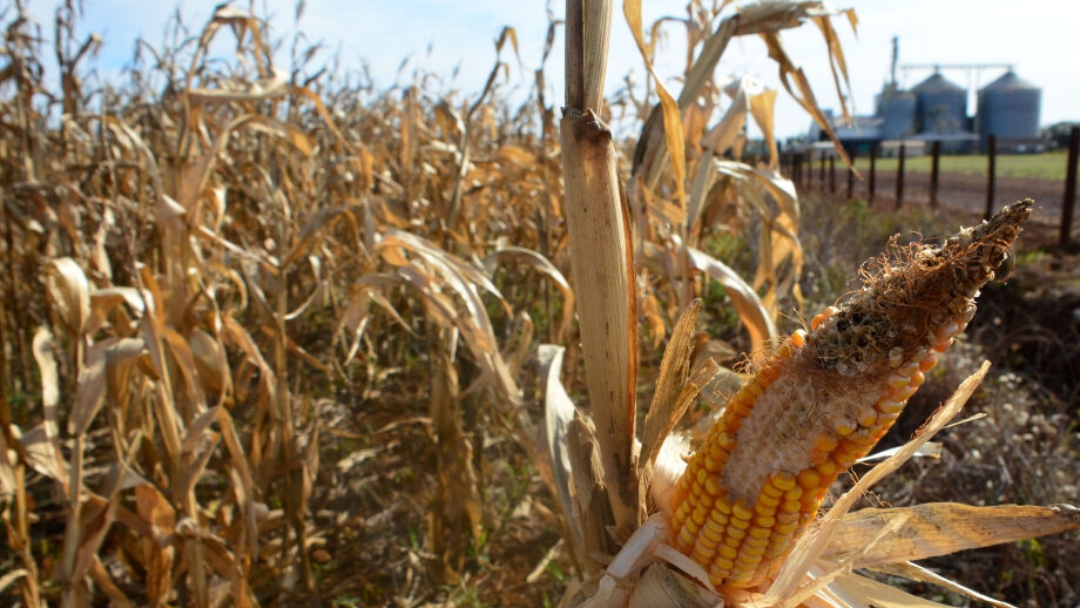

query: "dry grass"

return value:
[0, 2, 1077, 607]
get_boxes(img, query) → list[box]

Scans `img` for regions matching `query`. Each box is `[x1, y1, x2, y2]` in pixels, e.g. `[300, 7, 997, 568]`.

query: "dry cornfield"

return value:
[1, 1, 1078, 607]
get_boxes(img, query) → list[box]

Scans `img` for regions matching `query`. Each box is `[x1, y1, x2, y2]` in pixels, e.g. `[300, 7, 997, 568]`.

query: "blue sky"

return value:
[35, 0, 1080, 138]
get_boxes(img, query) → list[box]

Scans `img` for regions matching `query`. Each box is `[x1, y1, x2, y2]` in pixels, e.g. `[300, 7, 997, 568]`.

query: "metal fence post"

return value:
[1061, 126, 1080, 248]
[984, 134, 997, 220]
[895, 143, 905, 210]
[929, 140, 941, 209]
[819, 150, 826, 191]
[868, 144, 876, 203]
[829, 156, 836, 194]
[847, 149, 856, 201]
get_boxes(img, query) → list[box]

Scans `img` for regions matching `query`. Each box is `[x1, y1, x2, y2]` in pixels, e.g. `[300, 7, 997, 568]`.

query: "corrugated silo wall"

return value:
[978, 88, 1041, 140]
[917, 89, 967, 134]
[880, 95, 916, 140]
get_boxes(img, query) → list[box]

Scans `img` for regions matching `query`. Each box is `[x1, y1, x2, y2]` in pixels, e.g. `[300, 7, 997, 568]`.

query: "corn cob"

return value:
[668, 199, 1033, 590]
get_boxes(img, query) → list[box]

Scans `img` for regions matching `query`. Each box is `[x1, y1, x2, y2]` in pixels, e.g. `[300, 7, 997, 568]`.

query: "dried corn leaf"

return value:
[639, 300, 703, 476]
[87, 286, 146, 334]
[483, 246, 575, 341]
[822, 572, 953, 608]
[567, 412, 615, 575]
[189, 328, 226, 395]
[678, 14, 739, 109]
[19, 424, 69, 483]
[624, 0, 686, 208]
[627, 562, 721, 608]
[88, 557, 133, 607]
[684, 245, 776, 352]
[869, 561, 1016, 608]
[45, 257, 90, 334]
[824, 503, 1080, 569]
[161, 326, 209, 420]
[217, 408, 260, 559]
[68, 339, 110, 436]
[538, 344, 586, 570]
[0, 570, 29, 596]
[713, 159, 802, 316]
[135, 484, 176, 605]
[105, 337, 149, 407]
[759, 27, 851, 168]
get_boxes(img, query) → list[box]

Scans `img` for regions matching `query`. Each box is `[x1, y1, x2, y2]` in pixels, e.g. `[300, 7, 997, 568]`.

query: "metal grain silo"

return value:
[876, 86, 917, 140]
[977, 71, 1041, 141]
[912, 72, 967, 134]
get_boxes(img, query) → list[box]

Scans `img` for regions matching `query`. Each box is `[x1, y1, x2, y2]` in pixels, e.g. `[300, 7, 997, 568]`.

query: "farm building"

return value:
[806, 43, 1043, 155]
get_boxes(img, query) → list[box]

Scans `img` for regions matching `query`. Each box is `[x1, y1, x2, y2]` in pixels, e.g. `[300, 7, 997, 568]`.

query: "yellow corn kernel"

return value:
[834, 416, 857, 436]
[770, 471, 797, 492]
[753, 500, 777, 517]
[714, 557, 735, 572]
[812, 432, 838, 452]
[705, 476, 724, 496]
[890, 384, 918, 401]
[919, 351, 939, 372]
[757, 492, 781, 509]
[877, 398, 905, 414]
[741, 542, 767, 557]
[909, 370, 926, 387]
[725, 526, 747, 541]
[797, 468, 821, 490]
[816, 459, 838, 477]
[856, 406, 877, 428]
[747, 526, 772, 541]
[779, 499, 802, 514]
[886, 373, 909, 389]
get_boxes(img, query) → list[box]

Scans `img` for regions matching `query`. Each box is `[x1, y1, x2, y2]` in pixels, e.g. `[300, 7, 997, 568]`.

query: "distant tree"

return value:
[1042, 122, 1079, 149]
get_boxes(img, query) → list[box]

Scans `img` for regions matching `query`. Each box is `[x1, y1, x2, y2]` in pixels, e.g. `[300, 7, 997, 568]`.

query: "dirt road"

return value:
[812, 170, 1074, 237]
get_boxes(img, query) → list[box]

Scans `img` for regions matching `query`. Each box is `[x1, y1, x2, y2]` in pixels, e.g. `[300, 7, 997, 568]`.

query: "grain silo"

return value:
[977, 70, 1041, 149]
[876, 85, 917, 140]
[911, 72, 967, 134]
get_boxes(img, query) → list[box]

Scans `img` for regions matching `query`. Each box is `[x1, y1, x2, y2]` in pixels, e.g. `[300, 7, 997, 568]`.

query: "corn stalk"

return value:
[561, 0, 640, 544]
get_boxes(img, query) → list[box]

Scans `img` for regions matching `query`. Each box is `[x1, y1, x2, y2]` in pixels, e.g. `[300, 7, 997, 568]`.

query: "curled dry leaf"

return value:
[46, 257, 91, 334]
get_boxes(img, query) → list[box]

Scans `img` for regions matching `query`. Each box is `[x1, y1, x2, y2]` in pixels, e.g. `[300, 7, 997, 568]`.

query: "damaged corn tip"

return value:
[668, 199, 1033, 590]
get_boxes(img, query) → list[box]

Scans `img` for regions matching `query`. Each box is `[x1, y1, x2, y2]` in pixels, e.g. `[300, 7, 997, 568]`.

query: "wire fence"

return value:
[785, 126, 1080, 248]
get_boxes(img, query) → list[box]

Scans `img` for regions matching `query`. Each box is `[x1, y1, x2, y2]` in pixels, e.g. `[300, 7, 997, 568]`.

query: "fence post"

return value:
[829, 156, 836, 194]
[819, 150, 826, 191]
[847, 148, 856, 201]
[929, 140, 941, 209]
[985, 134, 997, 220]
[895, 143, 905, 210]
[1061, 126, 1080, 248]
[868, 144, 876, 203]
[806, 151, 813, 191]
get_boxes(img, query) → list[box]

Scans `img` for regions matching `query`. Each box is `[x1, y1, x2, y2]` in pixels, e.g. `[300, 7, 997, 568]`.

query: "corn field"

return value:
[1, 1, 1078, 607]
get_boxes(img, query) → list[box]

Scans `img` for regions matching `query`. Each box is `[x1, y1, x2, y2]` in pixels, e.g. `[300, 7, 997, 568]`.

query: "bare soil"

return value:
[815, 171, 1077, 242]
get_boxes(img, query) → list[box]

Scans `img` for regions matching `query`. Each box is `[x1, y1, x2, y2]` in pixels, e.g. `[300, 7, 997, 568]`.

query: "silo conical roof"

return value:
[980, 70, 1039, 92]
[912, 72, 965, 93]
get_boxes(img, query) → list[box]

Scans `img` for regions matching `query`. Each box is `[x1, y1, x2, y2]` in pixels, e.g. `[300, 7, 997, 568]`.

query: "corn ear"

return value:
[668, 199, 1034, 589]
